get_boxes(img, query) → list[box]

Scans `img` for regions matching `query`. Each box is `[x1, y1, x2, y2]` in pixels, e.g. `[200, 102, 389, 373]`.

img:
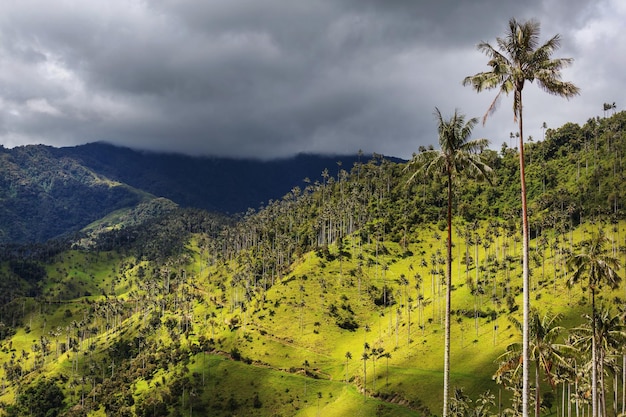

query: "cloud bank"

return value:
[0, 0, 622, 159]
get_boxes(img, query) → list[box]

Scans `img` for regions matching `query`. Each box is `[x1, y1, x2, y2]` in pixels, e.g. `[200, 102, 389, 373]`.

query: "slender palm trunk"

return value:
[443, 172, 453, 417]
[600, 346, 606, 417]
[363, 357, 367, 400]
[591, 289, 598, 417]
[622, 354, 625, 416]
[519, 91, 531, 417]
[535, 360, 541, 417]
[373, 356, 377, 391]
[613, 372, 617, 417]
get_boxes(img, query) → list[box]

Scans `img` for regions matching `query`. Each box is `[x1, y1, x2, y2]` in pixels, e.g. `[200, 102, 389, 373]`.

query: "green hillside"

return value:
[0, 145, 152, 243]
[0, 143, 369, 243]
[0, 112, 624, 416]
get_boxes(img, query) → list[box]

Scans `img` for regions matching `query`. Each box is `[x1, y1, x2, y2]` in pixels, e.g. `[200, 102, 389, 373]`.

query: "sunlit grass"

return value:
[0, 220, 624, 415]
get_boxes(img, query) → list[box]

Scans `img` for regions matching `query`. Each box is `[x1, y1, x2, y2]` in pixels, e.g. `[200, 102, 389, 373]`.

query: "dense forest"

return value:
[0, 110, 624, 416]
[0, 143, 369, 243]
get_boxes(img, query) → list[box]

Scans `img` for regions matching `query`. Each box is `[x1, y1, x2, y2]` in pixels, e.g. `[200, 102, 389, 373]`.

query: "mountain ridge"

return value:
[59, 142, 405, 212]
[0, 142, 390, 243]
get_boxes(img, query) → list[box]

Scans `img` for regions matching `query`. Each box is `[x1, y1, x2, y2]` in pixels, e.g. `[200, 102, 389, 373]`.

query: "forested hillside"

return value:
[0, 143, 368, 243]
[59, 143, 373, 214]
[0, 145, 149, 243]
[0, 112, 624, 416]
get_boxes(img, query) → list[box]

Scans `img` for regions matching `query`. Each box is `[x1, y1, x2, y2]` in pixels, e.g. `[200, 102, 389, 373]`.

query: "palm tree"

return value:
[380, 351, 392, 387]
[345, 351, 352, 383]
[571, 307, 626, 417]
[449, 388, 495, 417]
[361, 348, 370, 400]
[463, 19, 580, 417]
[603, 103, 612, 118]
[567, 232, 622, 417]
[495, 309, 571, 417]
[407, 108, 492, 417]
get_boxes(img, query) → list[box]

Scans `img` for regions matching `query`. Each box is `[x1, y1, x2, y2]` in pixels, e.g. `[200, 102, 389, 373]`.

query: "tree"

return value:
[495, 310, 571, 417]
[572, 307, 626, 417]
[361, 348, 370, 400]
[463, 18, 580, 417]
[407, 108, 492, 417]
[345, 351, 352, 383]
[567, 232, 622, 417]
[449, 388, 495, 417]
[603, 103, 612, 118]
[380, 351, 392, 387]
[8, 378, 65, 417]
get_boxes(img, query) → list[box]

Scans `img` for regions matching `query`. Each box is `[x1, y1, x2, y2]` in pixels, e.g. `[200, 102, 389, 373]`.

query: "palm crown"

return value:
[463, 18, 580, 124]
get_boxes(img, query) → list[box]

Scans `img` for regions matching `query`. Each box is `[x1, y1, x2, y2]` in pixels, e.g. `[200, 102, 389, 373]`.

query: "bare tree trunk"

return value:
[519, 92, 531, 417]
[568, 382, 572, 417]
[535, 360, 541, 417]
[592, 290, 598, 417]
[442, 173, 453, 417]
[622, 354, 625, 416]
[613, 372, 617, 417]
[575, 361, 581, 417]
[599, 347, 606, 417]
[560, 382, 564, 417]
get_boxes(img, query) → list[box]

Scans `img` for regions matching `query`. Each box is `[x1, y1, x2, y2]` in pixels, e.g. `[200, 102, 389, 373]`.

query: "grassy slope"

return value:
[0, 220, 623, 416]
[193, 219, 624, 414]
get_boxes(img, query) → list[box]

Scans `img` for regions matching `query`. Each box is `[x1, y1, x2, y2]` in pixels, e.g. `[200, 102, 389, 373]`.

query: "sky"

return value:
[0, 0, 623, 160]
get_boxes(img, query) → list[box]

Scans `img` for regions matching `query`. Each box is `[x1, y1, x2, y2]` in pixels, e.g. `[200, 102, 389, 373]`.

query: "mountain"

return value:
[0, 145, 149, 243]
[58, 142, 377, 213]
[0, 142, 377, 243]
[0, 112, 624, 416]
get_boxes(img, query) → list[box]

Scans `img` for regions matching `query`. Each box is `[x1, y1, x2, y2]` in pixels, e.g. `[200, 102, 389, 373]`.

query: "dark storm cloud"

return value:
[0, 0, 623, 159]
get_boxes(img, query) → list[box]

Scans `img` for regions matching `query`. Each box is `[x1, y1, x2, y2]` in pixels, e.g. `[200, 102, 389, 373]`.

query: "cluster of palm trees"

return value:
[603, 103, 616, 118]
[565, 231, 623, 417]
[354, 342, 392, 399]
[495, 302, 625, 417]
[408, 17, 587, 417]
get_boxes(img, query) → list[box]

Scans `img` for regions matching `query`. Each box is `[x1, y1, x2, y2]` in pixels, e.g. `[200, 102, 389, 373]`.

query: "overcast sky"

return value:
[0, 0, 623, 160]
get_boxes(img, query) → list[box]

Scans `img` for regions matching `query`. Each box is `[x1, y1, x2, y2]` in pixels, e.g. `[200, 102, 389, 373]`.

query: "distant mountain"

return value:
[57, 143, 374, 213]
[0, 145, 149, 243]
[0, 142, 385, 243]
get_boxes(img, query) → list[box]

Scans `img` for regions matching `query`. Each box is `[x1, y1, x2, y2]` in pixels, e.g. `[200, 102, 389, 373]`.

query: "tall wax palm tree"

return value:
[407, 108, 492, 417]
[463, 19, 580, 417]
[567, 232, 622, 417]
[495, 310, 572, 417]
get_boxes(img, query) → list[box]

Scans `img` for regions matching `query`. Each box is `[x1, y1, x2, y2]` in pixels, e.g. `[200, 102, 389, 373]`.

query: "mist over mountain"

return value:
[0, 142, 381, 243]
[58, 142, 379, 213]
